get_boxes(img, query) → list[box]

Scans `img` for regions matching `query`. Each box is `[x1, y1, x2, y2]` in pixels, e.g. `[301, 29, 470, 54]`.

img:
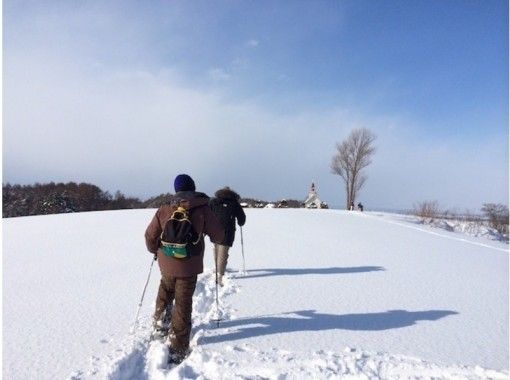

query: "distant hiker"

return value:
[350, 201, 354, 211]
[209, 187, 246, 286]
[145, 174, 224, 364]
[357, 202, 364, 212]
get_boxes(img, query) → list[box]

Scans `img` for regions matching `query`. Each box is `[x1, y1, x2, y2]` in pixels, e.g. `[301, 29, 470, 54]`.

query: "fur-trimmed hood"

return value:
[173, 191, 210, 209]
[214, 187, 240, 201]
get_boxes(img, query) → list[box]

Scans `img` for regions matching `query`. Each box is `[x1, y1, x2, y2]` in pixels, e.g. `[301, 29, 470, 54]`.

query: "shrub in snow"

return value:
[413, 200, 441, 222]
[481, 203, 509, 237]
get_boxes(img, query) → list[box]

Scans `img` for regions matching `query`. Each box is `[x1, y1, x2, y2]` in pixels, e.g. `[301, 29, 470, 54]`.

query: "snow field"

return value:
[101, 270, 508, 380]
[3, 208, 508, 379]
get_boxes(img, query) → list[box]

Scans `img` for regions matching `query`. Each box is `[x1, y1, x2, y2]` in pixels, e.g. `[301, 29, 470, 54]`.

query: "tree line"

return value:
[2, 182, 155, 218]
[2, 182, 306, 218]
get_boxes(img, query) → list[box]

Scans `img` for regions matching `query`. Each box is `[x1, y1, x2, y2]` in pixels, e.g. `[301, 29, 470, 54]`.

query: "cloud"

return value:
[208, 68, 231, 81]
[232, 57, 249, 68]
[246, 39, 259, 47]
[2, 47, 363, 202]
[4, 43, 508, 210]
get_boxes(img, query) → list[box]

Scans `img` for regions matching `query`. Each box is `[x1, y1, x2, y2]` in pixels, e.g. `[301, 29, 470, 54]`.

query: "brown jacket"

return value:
[145, 191, 224, 277]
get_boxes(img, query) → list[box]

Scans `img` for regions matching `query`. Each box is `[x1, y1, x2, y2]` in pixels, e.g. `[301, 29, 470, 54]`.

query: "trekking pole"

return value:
[211, 252, 222, 327]
[240, 226, 246, 274]
[131, 254, 157, 334]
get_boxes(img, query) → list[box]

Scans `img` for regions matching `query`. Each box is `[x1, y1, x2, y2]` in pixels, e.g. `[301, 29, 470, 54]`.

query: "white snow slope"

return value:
[3, 209, 509, 380]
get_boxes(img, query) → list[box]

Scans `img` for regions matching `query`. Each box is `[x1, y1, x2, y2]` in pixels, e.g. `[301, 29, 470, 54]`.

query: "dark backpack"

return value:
[160, 206, 199, 258]
[210, 199, 236, 228]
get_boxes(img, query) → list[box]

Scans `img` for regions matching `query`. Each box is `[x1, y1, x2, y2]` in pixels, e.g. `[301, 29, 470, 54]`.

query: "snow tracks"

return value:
[67, 268, 235, 379]
[69, 268, 508, 380]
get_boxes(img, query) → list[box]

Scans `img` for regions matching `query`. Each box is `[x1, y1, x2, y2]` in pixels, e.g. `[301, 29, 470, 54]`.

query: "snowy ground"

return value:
[3, 209, 509, 379]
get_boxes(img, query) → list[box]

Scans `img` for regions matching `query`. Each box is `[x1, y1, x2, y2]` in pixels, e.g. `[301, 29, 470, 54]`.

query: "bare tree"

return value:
[331, 128, 376, 209]
[481, 203, 509, 236]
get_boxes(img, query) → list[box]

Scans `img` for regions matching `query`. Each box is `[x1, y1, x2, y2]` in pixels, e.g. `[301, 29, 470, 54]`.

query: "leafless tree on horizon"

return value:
[331, 128, 376, 210]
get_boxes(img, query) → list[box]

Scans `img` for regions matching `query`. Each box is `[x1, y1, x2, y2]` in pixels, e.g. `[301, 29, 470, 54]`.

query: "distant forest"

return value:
[2, 182, 302, 218]
[3, 182, 173, 218]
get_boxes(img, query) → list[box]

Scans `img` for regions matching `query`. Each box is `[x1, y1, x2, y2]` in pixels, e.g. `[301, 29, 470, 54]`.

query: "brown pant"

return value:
[154, 275, 197, 353]
[214, 244, 230, 277]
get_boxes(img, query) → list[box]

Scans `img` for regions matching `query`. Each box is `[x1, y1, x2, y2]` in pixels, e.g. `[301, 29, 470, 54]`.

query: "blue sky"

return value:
[3, 1, 508, 210]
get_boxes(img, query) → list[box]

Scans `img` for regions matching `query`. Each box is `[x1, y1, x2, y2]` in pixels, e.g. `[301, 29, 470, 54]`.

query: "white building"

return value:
[303, 182, 325, 209]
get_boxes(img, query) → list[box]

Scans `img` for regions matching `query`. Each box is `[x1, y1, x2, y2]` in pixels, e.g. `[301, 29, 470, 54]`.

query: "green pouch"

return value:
[161, 244, 188, 259]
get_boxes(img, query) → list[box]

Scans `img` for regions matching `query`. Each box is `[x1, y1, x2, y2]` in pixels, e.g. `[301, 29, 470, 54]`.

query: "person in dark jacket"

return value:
[209, 187, 246, 286]
[145, 174, 224, 364]
[357, 202, 364, 212]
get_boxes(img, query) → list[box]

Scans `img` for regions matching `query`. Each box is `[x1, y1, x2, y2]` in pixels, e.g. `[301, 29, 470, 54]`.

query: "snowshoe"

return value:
[150, 319, 171, 342]
[150, 326, 169, 342]
[151, 305, 172, 341]
[167, 347, 190, 365]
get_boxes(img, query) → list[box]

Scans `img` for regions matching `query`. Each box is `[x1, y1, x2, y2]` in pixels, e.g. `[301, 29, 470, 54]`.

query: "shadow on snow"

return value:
[232, 266, 385, 279]
[201, 309, 459, 345]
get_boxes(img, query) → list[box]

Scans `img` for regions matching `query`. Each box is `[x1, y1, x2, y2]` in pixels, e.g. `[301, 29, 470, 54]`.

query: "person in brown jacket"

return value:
[145, 174, 224, 364]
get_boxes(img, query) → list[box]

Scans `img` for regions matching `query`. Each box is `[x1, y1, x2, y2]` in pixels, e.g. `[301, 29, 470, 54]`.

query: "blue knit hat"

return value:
[174, 174, 196, 192]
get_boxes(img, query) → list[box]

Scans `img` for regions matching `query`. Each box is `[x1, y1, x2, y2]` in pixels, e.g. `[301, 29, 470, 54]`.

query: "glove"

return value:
[153, 253, 158, 261]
